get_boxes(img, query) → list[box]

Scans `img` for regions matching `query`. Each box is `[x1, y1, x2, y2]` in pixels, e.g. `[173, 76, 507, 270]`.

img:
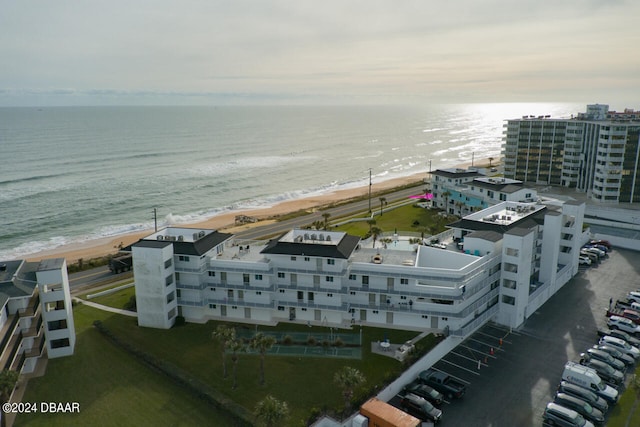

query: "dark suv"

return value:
[554, 393, 605, 426]
[543, 402, 593, 427]
[400, 392, 442, 424]
[403, 382, 444, 406]
[557, 381, 608, 413]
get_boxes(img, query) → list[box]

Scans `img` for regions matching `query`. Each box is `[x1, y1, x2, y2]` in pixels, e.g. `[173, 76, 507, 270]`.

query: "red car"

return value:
[590, 239, 611, 250]
[622, 309, 640, 325]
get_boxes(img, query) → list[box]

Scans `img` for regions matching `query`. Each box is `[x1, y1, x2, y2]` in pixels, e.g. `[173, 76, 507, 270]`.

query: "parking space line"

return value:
[450, 350, 489, 368]
[468, 337, 505, 353]
[458, 344, 492, 363]
[439, 358, 481, 377]
[429, 366, 473, 383]
[476, 330, 513, 345]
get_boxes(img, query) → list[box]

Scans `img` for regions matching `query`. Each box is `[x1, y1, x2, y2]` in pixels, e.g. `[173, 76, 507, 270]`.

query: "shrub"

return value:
[174, 316, 186, 327]
[333, 337, 344, 347]
[282, 335, 293, 345]
[307, 336, 317, 346]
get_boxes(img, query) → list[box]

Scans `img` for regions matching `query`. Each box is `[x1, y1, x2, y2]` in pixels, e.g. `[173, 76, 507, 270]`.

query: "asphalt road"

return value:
[392, 247, 640, 427]
[233, 184, 426, 240]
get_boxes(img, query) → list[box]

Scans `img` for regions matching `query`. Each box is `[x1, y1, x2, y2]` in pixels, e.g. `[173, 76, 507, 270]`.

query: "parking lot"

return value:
[391, 247, 640, 426]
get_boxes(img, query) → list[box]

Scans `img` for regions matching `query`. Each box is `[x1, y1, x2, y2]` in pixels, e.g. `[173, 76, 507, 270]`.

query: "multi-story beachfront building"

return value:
[430, 168, 538, 216]
[130, 198, 585, 337]
[502, 104, 640, 203]
[0, 258, 76, 375]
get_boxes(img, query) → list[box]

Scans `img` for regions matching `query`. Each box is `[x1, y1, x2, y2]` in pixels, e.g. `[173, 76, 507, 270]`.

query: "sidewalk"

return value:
[72, 297, 138, 317]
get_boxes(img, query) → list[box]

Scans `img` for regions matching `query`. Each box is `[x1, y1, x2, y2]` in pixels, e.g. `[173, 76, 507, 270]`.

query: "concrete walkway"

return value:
[72, 297, 138, 317]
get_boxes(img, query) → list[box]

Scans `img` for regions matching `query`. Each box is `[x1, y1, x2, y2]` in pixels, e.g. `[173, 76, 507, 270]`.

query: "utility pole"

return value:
[153, 207, 158, 232]
[368, 168, 372, 214]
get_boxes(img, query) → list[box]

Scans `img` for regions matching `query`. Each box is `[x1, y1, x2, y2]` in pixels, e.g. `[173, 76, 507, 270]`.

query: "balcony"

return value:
[19, 292, 40, 318]
[22, 313, 43, 338]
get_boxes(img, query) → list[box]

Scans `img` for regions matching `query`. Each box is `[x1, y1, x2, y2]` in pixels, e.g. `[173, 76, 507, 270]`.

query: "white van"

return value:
[562, 361, 619, 404]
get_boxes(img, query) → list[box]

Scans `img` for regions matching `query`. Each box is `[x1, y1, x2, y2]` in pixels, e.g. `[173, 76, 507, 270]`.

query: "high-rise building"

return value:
[502, 104, 640, 203]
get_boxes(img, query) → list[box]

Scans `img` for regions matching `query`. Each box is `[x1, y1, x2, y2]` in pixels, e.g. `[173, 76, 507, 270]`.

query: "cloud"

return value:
[0, 1, 639, 105]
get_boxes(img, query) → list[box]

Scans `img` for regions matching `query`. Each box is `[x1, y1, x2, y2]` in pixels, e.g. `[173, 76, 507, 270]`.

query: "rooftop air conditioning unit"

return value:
[157, 235, 163, 241]
[177, 235, 184, 241]
[193, 233, 199, 241]
[198, 231, 205, 238]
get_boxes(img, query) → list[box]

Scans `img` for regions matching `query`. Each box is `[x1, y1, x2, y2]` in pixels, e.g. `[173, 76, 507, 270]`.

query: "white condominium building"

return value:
[0, 258, 76, 375]
[502, 104, 640, 204]
[131, 198, 585, 338]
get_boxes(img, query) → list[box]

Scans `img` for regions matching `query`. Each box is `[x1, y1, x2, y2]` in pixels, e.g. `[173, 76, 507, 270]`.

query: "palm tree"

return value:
[370, 226, 382, 249]
[334, 366, 365, 412]
[442, 191, 451, 213]
[255, 395, 290, 427]
[366, 218, 377, 234]
[378, 197, 387, 216]
[249, 333, 276, 386]
[488, 157, 494, 167]
[0, 370, 18, 427]
[321, 212, 331, 230]
[228, 338, 246, 390]
[312, 220, 324, 231]
[212, 324, 236, 379]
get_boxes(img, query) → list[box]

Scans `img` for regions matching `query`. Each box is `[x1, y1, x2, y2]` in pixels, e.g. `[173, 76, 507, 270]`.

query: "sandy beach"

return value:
[25, 158, 496, 265]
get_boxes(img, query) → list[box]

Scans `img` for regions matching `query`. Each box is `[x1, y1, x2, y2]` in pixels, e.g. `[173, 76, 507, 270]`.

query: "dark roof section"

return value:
[505, 226, 535, 237]
[465, 230, 503, 242]
[261, 234, 361, 259]
[449, 206, 548, 234]
[132, 231, 234, 256]
[432, 169, 482, 179]
[472, 179, 524, 194]
[132, 240, 173, 250]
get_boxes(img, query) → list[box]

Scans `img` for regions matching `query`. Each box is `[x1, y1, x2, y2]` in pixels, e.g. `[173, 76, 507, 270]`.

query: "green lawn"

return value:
[85, 285, 136, 310]
[604, 369, 640, 427]
[17, 303, 435, 426]
[335, 203, 455, 238]
[16, 305, 238, 427]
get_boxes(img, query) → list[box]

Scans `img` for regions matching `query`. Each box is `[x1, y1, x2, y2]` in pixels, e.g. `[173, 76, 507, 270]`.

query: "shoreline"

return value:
[24, 158, 497, 265]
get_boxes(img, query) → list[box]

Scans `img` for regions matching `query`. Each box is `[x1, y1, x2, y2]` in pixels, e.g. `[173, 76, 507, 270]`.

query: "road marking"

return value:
[450, 350, 488, 368]
[476, 330, 513, 345]
[438, 358, 480, 377]
[429, 366, 474, 383]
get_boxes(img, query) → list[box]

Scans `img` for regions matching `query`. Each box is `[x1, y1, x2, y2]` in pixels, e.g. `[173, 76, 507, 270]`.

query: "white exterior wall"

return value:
[36, 262, 75, 358]
[497, 231, 534, 328]
[133, 244, 176, 329]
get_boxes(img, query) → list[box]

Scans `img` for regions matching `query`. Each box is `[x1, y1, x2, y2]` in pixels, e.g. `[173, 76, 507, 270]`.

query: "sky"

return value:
[1, 0, 639, 107]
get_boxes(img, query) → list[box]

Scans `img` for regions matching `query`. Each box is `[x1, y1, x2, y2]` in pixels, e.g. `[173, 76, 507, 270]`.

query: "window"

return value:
[327, 293, 333, 297]
[243, 274, 250, 284]
[400, 296, 407, 300]
[304, 257, 310, 262]
[208, 271, 216, 277]
[164, 259, 172, 269]
[400, 278, 408, 285]
[256, 291, 262, 295]
[278, 272, 285, 278]
[50, 338, 70, 349]
[176, 289, 181, 298]
[373, 310, 379, 314]
[47, 319, 67, 331]
[209, 287, 216, 291]
[502, 295, 515, 305]
[349, 274, 356, 281]
[291, 256, 297, 261]
[279, 289, 285, 293]
[255, 274, 263, 280]
[278, 306, 285, 311]
[350, 291, 356, 295]
[178, 256, 190, 262]
[209, 304, 217, 309]
[503, 279, 517, 290]
[505, 247, 519, 257]
[165, 274, 174, 286]
[167, 291, 175, 304]
[327, 259, 335, 265]
[362, 276, 369, 285]
[326, 276, 334, 282]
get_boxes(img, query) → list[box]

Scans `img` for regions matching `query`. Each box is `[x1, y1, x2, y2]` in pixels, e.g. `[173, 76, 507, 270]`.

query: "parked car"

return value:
[580, 348, 625, 371]
[403, 382, 444, 406]
[580, 250, 599, 264]
[626, 291, 640, 304]
[399, 393, 442, 424]
[579, 256, 592, 266]
[583, 247, 605, 259]
[579, 358, 624, 386]
[599, 335, 640, 359]
[418, 369, 466, 399]
[593, 345, 635, 366]
[543, 402, 594, 427]
[607, 315, 640, 335]
[597, 328, 640, 347]
[554, 393, 605, 426]
[589, 239, 611, 250]
[557, 381, 608, 413]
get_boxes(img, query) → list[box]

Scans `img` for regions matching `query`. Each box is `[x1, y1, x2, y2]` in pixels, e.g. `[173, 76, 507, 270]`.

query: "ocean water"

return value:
[0, 103, 580, 259]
